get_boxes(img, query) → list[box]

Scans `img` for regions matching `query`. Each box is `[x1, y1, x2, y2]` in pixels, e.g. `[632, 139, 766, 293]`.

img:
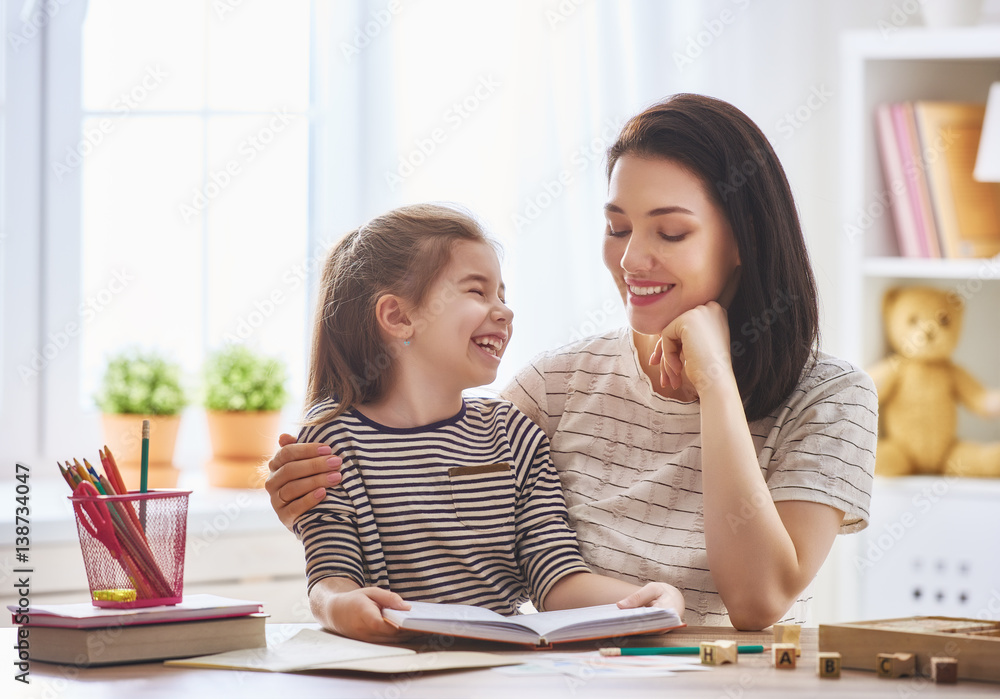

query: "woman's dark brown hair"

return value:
[606, 93, 819, 421]
[305, 203, 491, 424]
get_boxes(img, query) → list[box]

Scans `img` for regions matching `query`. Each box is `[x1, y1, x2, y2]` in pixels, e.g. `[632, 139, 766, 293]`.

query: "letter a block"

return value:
[773, 643, 797, 669]
[876, 652, 915, 678]
[930, 656, 958, 684]
[700, 640, 737, 665]
[773, 624, 801, 656]
[817, 651, 841, 679]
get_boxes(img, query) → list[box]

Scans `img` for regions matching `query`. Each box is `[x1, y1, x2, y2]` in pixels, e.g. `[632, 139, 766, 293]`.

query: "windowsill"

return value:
[0, 472, 287, 546]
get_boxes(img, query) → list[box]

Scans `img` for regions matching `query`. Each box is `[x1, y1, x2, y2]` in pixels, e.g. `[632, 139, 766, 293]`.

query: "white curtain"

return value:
[310, 0, 928, 389]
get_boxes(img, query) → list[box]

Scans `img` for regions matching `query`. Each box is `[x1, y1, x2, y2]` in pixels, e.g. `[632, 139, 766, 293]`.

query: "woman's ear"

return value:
[374, 294, 413, 341]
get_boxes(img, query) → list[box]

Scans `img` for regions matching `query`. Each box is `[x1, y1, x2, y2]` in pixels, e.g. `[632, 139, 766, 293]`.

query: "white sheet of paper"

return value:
[167, 628, 413, 672]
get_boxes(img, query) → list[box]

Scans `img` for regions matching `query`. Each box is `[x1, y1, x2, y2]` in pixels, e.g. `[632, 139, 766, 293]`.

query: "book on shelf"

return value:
[900, 102, 942, 258]
[382, 601, 684, 647]
[874, 100, 1000, 260]
[914, 101, 1000, 259]
[875, 102, 924, 258]
[22, 613, 267, 666]
[8, 593, 263, 629]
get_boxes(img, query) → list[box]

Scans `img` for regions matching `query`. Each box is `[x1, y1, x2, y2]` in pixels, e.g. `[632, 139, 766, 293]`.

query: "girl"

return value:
[293, 203, 683, 642]
[271, 95, 877, 630]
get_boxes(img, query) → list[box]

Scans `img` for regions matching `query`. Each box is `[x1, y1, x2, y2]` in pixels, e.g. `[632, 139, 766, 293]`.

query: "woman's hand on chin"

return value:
[650, 301, 734, 398]
[265, 433, 343, 530]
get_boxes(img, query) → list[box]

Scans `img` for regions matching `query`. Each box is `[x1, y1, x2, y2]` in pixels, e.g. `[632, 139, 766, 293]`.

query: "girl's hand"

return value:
[650, 301, 734, 398]
[328, 587, 414, 643]
[265, 433, 343, 530]
[616, 582, 685, 620]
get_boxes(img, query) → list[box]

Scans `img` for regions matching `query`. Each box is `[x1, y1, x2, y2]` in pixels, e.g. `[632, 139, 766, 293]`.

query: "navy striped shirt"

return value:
[293, 398, 591, 614]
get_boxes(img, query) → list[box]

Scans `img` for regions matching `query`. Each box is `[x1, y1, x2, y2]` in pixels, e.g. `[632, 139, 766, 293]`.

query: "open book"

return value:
[383, 602, 683, 647]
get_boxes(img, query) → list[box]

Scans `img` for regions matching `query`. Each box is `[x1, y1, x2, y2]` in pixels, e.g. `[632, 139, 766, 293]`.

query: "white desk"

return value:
[6, 624, 999, 698]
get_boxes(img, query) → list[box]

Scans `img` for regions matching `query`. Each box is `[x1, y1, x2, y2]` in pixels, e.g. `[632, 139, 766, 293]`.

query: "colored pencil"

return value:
[599, 645, 766, 657]
[140, 420, 150, 530]
[101, 446, 129, 496]
[100, 447, 147, 539]
[63, 462, 82, 487]
[84, 460, 107, 494]
[57, 463, 75, 490]
[72, 460, 96, 489]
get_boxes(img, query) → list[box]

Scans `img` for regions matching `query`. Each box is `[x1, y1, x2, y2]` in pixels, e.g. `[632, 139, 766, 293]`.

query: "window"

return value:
[41, 1, 313, 467]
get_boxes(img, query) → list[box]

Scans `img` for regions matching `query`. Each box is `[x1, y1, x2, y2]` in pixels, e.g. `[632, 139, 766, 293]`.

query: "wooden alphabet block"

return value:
[876, 652, 915, 678]
[930, 656, 958, 684]
[699, 640, 737, 665]
[817, 651, 841, 678]
[773, 623, 801, 656]
[772, 643, 797, 669]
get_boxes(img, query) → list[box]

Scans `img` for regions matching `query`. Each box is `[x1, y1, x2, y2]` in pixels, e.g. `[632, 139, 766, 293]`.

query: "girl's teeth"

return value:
[475, 338, 502, 355]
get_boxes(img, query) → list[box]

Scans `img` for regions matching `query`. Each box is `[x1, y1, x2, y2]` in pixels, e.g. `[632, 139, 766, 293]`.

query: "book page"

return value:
[514, 604, 680, 641]
[386, 601, 509, 624]
[383, 601, 540, 644]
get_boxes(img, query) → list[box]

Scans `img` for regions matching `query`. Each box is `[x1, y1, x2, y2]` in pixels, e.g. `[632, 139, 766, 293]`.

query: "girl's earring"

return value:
[403, 339, 411, 346]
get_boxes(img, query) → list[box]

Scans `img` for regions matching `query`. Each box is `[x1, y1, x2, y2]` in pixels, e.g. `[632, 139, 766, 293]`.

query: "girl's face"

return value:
[602, 155, 741, 336]
[408, 240, 513, 393]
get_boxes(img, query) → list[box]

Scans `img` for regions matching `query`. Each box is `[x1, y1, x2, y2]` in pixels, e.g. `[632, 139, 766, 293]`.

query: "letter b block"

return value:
[817, 651, 841, 679]
[773, 643, 797, 669]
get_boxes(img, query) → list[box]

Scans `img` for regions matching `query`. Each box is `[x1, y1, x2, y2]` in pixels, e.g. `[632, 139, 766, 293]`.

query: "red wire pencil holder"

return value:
[69, 488, 192, 609]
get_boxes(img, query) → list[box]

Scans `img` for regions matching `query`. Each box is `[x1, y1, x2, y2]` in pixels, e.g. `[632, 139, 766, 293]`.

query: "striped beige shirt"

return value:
[501, 328, 877, 625]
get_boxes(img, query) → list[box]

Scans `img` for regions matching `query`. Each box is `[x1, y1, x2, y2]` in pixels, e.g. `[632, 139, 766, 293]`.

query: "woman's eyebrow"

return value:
[604, 203, 696, 217]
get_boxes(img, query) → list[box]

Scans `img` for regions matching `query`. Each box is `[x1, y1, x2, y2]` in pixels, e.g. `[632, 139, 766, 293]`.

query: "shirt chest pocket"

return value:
[448, 463, 515, 530]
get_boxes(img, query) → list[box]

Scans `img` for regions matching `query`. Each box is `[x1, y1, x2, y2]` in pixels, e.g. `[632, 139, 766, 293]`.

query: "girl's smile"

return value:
[408, 240, 512, 393]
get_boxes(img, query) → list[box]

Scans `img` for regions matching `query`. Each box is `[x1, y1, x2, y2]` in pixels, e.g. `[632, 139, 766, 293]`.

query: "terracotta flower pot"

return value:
[101, 413, 181, 465]
[205, 410, 281, 458]
[100, 413, 182, 490]
[205, 410, 281, 489]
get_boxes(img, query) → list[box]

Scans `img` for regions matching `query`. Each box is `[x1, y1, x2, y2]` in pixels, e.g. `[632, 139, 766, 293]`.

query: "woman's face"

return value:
[602, 155, 741, 336]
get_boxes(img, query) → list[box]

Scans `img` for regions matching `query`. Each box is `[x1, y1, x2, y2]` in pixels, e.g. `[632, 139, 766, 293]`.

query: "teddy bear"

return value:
[869, 285, 1000, 477]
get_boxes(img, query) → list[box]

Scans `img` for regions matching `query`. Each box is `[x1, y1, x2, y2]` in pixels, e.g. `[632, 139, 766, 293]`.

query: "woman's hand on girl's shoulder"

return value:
[265, 433, 343, 530]
[650, 301, 734, 397]
[616, 582, 685, 620]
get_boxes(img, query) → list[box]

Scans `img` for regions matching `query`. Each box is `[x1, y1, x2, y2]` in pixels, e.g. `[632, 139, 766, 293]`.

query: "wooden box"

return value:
[819, 617, 1000, 683]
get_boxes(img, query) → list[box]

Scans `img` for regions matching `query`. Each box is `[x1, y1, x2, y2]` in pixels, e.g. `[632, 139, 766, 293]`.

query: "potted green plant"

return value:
[95, 348, 188, 488]
[203, 345, 289, 488]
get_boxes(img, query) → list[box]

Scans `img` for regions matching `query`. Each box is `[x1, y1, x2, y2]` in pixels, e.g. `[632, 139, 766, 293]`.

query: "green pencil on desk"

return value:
[600, 645, 765, 656]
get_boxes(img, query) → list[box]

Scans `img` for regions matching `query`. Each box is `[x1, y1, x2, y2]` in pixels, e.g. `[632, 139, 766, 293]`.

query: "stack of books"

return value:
[875, 101, 1000, 259]
[9, 594, 265, 666]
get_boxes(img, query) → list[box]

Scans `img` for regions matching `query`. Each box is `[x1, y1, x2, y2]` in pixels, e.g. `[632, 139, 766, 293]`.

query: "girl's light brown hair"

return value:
[305, 203, 491, 425]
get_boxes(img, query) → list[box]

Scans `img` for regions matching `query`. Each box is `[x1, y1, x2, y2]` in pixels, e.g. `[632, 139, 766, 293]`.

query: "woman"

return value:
[266, 94, 877, 630]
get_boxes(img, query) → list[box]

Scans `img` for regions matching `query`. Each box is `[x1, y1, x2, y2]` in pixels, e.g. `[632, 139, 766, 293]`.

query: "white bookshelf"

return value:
[834, 27, 1000, 622]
